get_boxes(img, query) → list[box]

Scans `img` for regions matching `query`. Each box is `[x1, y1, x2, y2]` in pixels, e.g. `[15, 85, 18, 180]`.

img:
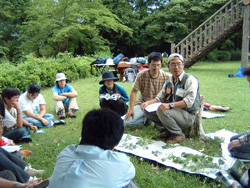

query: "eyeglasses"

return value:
[150, 64, 161, 68]
[169, 63, 183, 68]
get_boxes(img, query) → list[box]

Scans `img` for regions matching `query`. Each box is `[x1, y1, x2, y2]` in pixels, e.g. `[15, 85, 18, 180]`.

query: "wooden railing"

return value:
[171, 0, 243, 67]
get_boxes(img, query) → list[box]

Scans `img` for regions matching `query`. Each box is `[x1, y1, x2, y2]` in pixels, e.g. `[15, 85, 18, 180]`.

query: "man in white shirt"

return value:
[19, 83, 54, 128]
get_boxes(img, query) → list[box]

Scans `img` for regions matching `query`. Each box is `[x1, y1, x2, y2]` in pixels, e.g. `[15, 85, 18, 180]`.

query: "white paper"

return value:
[145, 102, 162, 112]
[2, 145, 21, 152]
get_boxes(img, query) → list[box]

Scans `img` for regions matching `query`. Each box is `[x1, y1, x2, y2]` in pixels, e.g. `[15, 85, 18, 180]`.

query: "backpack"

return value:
[131, 64, 140, 74]
[113, 53, 124, 65]
[124, 68, 136, 82]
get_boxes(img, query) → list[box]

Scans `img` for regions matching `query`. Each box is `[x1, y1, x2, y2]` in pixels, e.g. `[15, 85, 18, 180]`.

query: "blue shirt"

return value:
[48, 145, 135, 188]
[52, 84, 73, 104]
[99, 84, 129, 103]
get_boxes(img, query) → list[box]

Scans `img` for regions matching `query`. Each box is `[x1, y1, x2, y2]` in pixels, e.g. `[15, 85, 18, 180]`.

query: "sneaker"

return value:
[19, 135, 32, 143]
[28, 176, 38, 182]
[58, 109, 65, 119]
[25, 164, 45, 176]
[53, 120, 66, 126]
[166, 134, 185, 144]
[68, 108, 77, 118]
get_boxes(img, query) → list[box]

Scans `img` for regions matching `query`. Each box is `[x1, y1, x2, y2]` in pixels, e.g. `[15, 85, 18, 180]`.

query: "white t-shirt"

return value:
[4, 108, 17, 128]
[19, 91, 46, 117]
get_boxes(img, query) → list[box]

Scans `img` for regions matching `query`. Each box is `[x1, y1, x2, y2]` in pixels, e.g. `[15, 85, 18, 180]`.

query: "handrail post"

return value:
[171, 43, 175, 54]
[241, 0, 250, 68]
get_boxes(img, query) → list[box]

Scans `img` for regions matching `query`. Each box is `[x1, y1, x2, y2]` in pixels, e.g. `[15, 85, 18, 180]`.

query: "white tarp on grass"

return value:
[202, 111, 225, 119]
[115, 129, 238, 179]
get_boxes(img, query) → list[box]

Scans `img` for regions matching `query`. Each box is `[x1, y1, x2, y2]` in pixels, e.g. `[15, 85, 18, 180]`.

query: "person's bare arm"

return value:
[60, 89, 78, 98]
[23, 119, 38, 133]
[23, 110, 41, 120]
[39, 104, 46, 118]
[23, 110, 49, 126]
[13, 102, 23, 128]
[0, 177, 42, 188]
[157, 100, 187, 113]
[125, 89, 138, 120]
[141, 98, 159, 110]
[228, 140, 242, 150]
[53, 92, 67, 101]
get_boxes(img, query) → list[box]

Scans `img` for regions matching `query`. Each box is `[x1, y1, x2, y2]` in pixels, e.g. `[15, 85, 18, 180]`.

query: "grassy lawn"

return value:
[21, 60, 249, 187]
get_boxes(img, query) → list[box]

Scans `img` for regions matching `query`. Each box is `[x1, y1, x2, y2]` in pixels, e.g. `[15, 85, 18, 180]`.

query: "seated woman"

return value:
[0, 98, 45, 184]
[19, 83, 54, 128]
[99, 71, 129, 116]
[1, 88, 38, 143]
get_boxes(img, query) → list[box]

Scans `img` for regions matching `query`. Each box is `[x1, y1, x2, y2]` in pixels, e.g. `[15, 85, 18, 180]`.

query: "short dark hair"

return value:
[27, 83, 41, 94]
[148, 52, 162, 64]
[0, 98, 5, 118]
[243, 67, 250, 76]
[1, 88, 20, 103]
[80, 108, 124, 150]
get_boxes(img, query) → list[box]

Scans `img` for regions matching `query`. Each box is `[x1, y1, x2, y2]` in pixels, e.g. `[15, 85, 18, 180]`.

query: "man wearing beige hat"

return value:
[142, 53, 200, 144]
[52, 72, 79, 119]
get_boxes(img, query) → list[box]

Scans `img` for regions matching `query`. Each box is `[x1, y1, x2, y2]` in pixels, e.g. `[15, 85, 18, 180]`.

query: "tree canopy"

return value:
[0, 0, 238, 62]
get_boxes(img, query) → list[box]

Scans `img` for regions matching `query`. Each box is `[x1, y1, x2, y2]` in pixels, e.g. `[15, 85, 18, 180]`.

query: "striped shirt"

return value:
[133, 69, 170, 104]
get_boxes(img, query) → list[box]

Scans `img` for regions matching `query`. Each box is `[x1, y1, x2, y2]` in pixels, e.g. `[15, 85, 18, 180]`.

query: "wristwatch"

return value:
[169, 103, 174, 109]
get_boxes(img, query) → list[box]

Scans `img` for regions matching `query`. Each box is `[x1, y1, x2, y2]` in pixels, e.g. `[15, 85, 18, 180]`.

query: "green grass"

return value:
[21, 61, 250, 187]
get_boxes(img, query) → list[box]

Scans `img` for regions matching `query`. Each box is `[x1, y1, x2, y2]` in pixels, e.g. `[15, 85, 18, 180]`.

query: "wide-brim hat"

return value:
[167, 53, 184, 64]
[55, 73, 67, 82]
[99, 71, 119, 85]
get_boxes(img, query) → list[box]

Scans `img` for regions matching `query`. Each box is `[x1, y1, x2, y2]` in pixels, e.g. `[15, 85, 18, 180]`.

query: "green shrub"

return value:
[217, 51, 231, 61]
[203, 51, 218, 62]
[91, 50, 113, 60]
[0, 52, 96, 92]
[203, 50, 231, 62]
[230, 50, 241, 61]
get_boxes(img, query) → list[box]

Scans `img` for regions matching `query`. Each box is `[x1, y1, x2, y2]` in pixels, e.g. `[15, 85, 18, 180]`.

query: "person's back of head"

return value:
[1, 88, 20, 103]
[148, 52, 162, 64]
[80, 108, 124, 150]
[27, 83, 41, 94]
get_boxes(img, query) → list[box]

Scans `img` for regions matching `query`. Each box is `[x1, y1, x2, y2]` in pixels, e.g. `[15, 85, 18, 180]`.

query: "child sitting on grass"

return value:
[48, 108, 137, 188]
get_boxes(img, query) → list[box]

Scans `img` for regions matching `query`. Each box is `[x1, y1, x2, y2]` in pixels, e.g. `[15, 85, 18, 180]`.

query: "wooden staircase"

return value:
[171, 0, 243, 68]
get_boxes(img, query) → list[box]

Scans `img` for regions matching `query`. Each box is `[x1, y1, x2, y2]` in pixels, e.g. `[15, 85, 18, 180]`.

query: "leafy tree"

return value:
[19, 0, 132, 57]
[0, 0, 31, 62]
[139, 0, 228, 54]
[102, 0, 169, 56]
